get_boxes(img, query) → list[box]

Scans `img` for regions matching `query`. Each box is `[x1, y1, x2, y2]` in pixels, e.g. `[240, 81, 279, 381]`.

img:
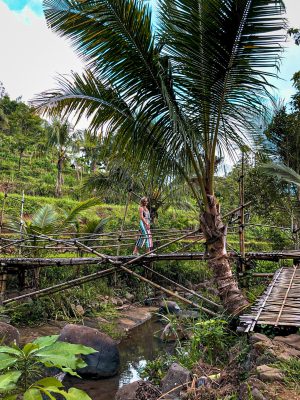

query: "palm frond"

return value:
[64, 197, 102, 224]
[262, 163, 300, 187]
[29, 205, 60, 234]
[35, 0, 287, 203]
[81, 217, 111, 234]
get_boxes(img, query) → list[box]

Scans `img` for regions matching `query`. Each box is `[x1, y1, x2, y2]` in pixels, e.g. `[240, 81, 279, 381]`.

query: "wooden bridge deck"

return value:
[239, 265, 300, 332]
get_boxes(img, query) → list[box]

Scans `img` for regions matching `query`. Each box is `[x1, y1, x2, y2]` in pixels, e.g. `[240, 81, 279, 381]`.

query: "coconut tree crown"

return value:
[34, 0, 286, 208]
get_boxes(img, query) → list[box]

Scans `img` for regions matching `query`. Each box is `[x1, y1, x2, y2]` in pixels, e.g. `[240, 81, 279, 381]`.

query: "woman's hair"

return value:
[140, 197, 148, 206]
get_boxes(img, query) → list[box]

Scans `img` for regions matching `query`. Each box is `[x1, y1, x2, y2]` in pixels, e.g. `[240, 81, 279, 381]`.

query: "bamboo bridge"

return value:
[1, 195, 300, 330]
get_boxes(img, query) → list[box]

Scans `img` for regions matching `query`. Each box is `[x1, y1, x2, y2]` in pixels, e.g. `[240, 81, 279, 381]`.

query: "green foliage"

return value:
[140, 355, 172, 385]
[0, 335, 95, 399]
[8, 280, 113, 326]
[0, 95, 96, 199]
[10, 299, 50, 327]
[176, 319, 230, 368]
[142, 317, 233, 384]
[276, 358, 300, 391]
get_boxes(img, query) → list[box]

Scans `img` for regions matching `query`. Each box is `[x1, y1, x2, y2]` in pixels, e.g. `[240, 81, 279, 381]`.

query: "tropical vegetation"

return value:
[0, 335, 95, 399]
[32, 0, 287, 313]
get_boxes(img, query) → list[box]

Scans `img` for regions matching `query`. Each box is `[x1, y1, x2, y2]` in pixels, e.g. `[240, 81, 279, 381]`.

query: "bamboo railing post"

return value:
[238, 153, 246, 283]
[19, 191, 25, 256]
[0, 267, 7, 305]
[0, 189, 8, 234]
[115, 187, 132, 284]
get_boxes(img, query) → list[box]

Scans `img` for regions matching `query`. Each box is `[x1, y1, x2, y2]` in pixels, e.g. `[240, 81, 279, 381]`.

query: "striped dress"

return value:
[135, 208, 153, 249]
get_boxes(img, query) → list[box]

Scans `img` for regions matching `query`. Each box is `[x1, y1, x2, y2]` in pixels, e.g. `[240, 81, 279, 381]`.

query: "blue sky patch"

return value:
[1, 0, 43, 16]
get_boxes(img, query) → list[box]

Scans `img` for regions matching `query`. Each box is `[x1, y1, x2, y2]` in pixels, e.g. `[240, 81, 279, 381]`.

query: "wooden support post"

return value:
[19, 191, 25, 256]
[115, 187, 132, 285]
[143, 264, 222, 310]
[18, 270, 26, 292]
[0, 189, 8, 234]
[238, 153, 246, 279]
[0, 267, 7, 304]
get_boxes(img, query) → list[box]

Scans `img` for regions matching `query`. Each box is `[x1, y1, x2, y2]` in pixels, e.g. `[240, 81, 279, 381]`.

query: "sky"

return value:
[0, 0, 300, 107]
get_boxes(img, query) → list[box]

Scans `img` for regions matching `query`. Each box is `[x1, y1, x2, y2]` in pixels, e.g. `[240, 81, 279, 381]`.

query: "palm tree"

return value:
[47, 118, 73, 197]
[33, 0, 286, 314]
[72, 129, 104, 174]
[9, 198, 103, 287]
[84, 158, 192, 222]
[0, 107, 8, 132]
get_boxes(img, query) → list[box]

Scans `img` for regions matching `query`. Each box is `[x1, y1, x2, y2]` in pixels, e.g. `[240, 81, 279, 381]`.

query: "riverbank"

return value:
[18, 304, 159, 344]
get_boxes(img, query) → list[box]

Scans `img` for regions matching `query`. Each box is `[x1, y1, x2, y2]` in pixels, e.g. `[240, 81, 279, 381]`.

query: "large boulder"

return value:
[256, 365, 284, 383]
[0, 322, 19, 345]
[115, 380, 160, 400]
[250, 332, 300, 362]
[58, 324, 120, 378]
[239, 378, 269, 400]
[160, 363, 191, 399]
[273, 334, 300, 351]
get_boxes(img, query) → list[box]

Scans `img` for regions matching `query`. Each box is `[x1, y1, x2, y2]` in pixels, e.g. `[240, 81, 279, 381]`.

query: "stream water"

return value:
[65, 318, 171, 400]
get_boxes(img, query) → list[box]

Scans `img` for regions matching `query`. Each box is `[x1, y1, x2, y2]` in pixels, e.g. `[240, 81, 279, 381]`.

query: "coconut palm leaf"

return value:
[80, 217, 111, 235]
[64, 197, 102, 224]
[16, 205, 61, 236]
[47, 117, 72, 147]
[34, 0, 285, 205]
[262, 163, 300, 187]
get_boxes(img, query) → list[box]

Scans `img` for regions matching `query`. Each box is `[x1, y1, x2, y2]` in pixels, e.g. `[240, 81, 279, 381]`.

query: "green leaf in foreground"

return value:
[24, 388, 43, 400]
[65, 387, 93, 400]
[0, 371, 22, 393]
[32, 335, 59, 350]
[35, 341, 96, 370]
[0, 346, 21, 356]
[33, 377, 64, 388]
[0, 353, 18, 370]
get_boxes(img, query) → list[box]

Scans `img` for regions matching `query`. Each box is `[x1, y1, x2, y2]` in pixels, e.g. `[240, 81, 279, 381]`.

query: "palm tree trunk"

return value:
[200, 194, 249, 314]
[18, 149, 24, 172]
[56, 157, 63, 197]
[91, 159, 97, 173]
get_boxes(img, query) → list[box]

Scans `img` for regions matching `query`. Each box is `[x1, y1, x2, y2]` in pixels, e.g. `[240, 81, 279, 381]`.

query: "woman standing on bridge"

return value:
[133, 197, 154, 255]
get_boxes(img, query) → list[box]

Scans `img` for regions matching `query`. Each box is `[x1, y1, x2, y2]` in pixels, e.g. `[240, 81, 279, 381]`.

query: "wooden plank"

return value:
[239, 265, 300, 331]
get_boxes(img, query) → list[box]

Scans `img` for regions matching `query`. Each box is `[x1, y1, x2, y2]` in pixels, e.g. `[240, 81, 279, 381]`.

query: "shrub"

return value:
[0, 335, 95, 399]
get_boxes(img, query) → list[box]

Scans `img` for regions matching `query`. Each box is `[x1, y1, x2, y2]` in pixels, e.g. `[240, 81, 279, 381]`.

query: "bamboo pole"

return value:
[143, 265, 222, 309]
[119, 264, 218, 316]
[19, 191, 25, 257]
[0, 189, 8, 302]
[275, 265, 298, 326]
[117, 188, 132, 256]
[251, 273, 274, 278]
[0, 190, 8, 234]
[0, 267, 7, 304]
[67, 233, 219, 316]
[223, 201, 252, 219]
[3, 266, 116, 304]
[27, 230, 219, 315]
[239, 153, 246, 275]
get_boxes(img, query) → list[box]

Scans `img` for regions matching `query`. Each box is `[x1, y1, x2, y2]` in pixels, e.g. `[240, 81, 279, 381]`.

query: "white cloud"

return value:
[285, 0, 300, 28]
[0, 2, 83, 103]
[0, 0, 299, 108]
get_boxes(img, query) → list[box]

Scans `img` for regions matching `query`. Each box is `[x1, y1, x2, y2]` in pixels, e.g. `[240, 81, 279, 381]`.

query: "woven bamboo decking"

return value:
[239, 265, 300, 332]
